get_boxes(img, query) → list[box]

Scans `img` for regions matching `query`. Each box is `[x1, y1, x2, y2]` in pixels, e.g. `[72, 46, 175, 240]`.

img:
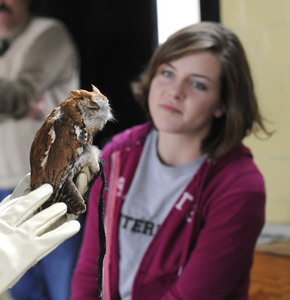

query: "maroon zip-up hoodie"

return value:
[72, 123, 265, 300]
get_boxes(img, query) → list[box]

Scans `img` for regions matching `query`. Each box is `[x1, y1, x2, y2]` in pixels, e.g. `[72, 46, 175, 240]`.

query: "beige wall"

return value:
[220, 0, 290, 224]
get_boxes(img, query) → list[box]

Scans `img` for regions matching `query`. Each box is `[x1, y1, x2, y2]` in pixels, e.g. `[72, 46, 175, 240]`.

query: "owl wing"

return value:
[30, 108, 60, 189]
[30, 105, 87, 207]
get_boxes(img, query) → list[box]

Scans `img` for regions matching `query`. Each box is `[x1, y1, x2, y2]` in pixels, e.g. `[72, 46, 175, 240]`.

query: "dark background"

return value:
[32, 0, 219, 146]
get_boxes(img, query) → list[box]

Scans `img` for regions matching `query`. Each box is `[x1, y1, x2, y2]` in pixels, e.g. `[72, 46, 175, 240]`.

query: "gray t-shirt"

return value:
[118, 129, 206, 299]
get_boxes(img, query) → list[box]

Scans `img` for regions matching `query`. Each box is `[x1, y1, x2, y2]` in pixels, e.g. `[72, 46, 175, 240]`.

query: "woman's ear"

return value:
[213, 104, 225, 118]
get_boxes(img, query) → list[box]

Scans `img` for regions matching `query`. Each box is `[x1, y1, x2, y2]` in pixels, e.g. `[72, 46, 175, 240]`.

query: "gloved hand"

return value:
[0, 183, 80, 294]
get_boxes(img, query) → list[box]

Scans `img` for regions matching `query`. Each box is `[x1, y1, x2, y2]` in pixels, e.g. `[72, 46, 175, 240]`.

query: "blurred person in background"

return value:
[0, 0, 79, 198]
[0, 0, 81, 299]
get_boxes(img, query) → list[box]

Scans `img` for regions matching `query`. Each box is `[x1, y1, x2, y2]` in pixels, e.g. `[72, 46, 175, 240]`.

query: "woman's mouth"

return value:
[160, 103, 182, 114]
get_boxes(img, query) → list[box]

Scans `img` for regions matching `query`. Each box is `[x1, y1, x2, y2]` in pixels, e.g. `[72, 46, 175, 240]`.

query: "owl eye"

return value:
[86, 105, 99, 110]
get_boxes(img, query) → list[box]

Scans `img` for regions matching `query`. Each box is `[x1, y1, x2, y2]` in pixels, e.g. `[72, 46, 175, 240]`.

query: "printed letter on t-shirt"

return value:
[175, 192, 194, 211]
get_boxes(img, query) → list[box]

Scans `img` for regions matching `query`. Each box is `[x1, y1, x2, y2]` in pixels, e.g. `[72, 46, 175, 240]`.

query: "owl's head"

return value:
[70, 85, 113, 132]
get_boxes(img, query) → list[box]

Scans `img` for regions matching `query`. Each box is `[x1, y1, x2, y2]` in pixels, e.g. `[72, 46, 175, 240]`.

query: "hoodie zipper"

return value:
[103, 151, 121, 300]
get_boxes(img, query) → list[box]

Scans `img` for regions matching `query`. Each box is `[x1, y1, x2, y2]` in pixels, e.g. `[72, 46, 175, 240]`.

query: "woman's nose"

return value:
[170, 79, 186, 100]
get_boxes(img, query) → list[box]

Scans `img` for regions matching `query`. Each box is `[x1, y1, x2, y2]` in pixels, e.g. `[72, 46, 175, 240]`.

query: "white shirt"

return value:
[118, 129, 206, 299]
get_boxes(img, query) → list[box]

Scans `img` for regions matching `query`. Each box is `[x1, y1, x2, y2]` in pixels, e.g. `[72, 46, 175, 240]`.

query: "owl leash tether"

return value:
[84, 161, 106, 300]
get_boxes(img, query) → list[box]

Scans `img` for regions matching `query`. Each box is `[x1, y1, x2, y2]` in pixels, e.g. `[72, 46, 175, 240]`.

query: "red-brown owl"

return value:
[30, 85, 113, 216]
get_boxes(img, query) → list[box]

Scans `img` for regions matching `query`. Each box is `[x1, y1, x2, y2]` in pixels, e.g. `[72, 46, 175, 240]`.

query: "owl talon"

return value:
[76, 172, 89, 195]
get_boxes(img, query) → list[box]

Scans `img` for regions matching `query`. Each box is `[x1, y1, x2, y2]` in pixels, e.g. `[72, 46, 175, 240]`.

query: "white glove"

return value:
[0, 183, 80, 294]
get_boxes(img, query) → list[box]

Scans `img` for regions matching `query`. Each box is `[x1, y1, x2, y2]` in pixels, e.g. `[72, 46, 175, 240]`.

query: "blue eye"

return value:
[192, 81, 206, 90]
[162, 70, 174, 78]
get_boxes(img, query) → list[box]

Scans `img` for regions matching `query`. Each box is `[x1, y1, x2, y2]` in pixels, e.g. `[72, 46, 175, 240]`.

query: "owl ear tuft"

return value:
[91, 84, 100, 93]
[80, 89, 93, 99]
[70, 89, 83, 99]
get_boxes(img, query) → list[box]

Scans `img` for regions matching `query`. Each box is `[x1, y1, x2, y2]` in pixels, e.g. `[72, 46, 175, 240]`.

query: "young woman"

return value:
[71, 22, 271, 300]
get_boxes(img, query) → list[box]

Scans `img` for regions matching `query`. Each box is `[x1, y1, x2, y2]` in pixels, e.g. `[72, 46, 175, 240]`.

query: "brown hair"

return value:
[132, 22, 271, 159]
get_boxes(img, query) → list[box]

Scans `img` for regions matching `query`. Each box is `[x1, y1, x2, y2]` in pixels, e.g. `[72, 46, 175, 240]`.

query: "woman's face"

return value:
[148, 51, 224, 141]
